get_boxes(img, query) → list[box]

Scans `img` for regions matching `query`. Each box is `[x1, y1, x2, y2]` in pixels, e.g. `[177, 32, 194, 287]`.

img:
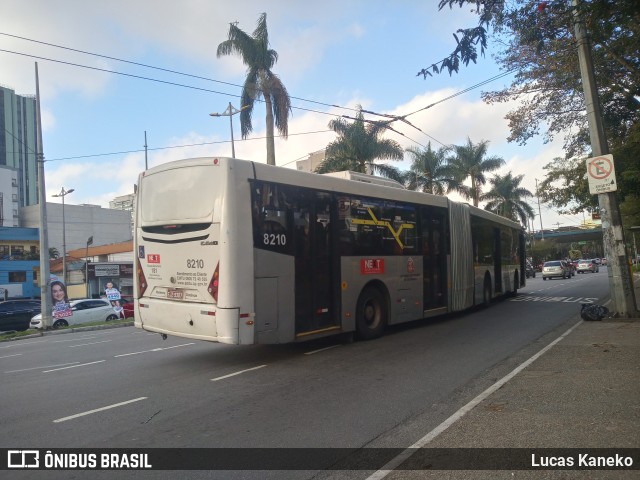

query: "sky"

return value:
[1, 0, 590, 232]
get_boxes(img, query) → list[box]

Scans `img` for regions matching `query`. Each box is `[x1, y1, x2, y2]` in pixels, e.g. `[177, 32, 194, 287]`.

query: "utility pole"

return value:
[35, 63, 52, 329]
[210, 103, 248, 158]
[535, 179, 544, 241]
[572, 0, 637, 316]
[144, 131, 148, 170]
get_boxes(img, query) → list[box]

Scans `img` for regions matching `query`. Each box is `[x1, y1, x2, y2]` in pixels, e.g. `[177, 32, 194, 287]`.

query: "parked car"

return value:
[525, 261, 536, 278]
[576, 259, 599, 273]
[0, 299, 41, 332]
[122, 297, 134, 319]
[542, 260, 572, 280]
[30, 298, 119, 329]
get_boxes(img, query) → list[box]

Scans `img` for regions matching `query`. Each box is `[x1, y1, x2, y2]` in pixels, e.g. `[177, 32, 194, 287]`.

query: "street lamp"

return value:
[210, 103, 249, 158]
[52, 187, 74, 284]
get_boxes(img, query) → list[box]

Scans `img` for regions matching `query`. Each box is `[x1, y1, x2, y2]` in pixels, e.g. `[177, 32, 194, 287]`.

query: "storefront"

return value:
[87, 262, 133, 299]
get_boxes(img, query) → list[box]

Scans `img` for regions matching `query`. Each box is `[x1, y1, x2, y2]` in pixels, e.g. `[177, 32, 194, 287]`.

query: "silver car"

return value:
[576, 259, 599, 273]
[30, 299, 119, 329]
[542, 260, 571, 280]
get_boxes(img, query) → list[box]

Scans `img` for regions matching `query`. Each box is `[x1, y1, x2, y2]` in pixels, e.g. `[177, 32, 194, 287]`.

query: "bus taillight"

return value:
[208, 262, 220, 302]
[137, 259, 148, 297]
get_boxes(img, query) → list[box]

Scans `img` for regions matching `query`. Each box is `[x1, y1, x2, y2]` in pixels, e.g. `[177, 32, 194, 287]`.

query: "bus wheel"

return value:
[483, 278, 492, 307]
[356, 286, 387, 340]
[53, 319, 68, 329]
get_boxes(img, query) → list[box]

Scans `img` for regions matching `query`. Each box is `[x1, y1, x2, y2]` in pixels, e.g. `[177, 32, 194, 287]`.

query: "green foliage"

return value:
[217, 13, 291, 165]
[446, 137, 505, 207]
[537, 157, 598, 215]
[315, 106, 404, 177]
[402, 143, 454, 194]
[481, 172, 534, 225]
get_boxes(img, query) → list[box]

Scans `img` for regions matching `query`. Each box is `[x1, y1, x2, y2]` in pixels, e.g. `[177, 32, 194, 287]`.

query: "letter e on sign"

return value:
[360, 259, 385, 275]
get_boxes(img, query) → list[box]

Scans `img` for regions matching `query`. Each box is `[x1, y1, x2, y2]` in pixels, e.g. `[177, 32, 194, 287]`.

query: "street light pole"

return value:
[52, 187, 74, 284]
[210, 103, 248, 158]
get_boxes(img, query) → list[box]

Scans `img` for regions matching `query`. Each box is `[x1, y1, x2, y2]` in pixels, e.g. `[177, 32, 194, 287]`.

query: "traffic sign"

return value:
[586, 154, 617, 194]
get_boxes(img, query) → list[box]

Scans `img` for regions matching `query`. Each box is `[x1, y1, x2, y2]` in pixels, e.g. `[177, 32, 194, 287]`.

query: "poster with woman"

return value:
[51, 280, 72, 319]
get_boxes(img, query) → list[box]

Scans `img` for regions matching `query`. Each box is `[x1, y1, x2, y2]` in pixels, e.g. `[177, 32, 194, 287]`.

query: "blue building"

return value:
[0, 226, 40, 299]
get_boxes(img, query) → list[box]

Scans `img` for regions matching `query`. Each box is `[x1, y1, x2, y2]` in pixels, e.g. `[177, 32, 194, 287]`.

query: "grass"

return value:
[0, 317, 134, 341]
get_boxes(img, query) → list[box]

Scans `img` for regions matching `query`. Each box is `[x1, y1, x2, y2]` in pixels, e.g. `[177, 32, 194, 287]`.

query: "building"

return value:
[20, 202, 133, 258]
[109, 193, 135, 234]
[0, 226, 41, 298]
[0, 85, 38, 208]
[65, 240, 133, 299]
[295, 149, 326, 173]
[0, 166, 20, 227]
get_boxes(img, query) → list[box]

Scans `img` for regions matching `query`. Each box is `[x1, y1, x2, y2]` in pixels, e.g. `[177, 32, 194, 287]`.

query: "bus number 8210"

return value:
[264, 233, 286, 246]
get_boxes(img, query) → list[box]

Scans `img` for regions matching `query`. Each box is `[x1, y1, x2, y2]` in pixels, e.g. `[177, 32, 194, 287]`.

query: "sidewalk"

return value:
[385, 277, 640, 479]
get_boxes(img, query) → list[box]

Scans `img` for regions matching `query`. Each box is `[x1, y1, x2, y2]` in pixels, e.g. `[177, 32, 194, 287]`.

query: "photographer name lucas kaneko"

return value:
[531, 453, 634, 468]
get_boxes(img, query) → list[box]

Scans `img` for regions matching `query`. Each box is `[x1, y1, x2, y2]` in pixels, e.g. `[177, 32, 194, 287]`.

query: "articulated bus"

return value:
[134, 157, 525, 344]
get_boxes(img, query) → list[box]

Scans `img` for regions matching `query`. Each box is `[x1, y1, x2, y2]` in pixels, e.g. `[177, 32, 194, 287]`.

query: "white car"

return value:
[30, 299, 119, 329]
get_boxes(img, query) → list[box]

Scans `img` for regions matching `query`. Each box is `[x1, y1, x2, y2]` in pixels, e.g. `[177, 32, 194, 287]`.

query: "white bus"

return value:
[134, 157, 525, 344]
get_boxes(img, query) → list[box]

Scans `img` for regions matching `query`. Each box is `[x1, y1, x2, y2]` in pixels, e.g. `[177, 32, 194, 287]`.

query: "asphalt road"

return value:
[1, 268, 610, 479]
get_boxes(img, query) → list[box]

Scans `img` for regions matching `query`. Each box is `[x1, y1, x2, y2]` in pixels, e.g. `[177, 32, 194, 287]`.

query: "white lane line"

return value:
[211, 365, 267, 382]
[43, 360, 106, 373]
[0, 339, 47, 349]
[6, 362, 80, 373]
[0, 353, 23, 359]
[366, 319, 584, 480]
[304, 345, 340, 355]
[69, 340, 112, 348]
[53, 397, 148, 423]
[53, 336, 99, 343]
[114, 343, 195, 357]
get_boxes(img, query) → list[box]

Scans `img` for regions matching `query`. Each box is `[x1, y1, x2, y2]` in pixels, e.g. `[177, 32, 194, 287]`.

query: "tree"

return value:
[49, 247, 60, 259]
[537, 156, 598, 215]
[315, 106, 404, 179]
[481, 172, 535, 226]
[446, 137, 505, 207]
[217, 13, 292, 165]
[402, 143, 453, 194]
[421, 1, 639, 160]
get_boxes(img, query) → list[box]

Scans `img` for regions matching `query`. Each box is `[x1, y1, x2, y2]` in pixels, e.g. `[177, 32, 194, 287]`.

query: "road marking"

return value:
[304, 345, 341, 355]
[366, 320, 584, 480]
[6, 362, 79, 373]
[0, 339, 47, 349]
[53, 336, 99, 343]
[114, 343, 195, 357]
[53, 397, 148, 423]
[69, 340, 112, 348]
[0, 353, 23, 359]
[43, 360, 105, 373]
[211, 365, 267, 382]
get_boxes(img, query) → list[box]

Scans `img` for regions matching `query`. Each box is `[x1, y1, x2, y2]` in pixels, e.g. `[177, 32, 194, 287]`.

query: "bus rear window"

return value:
[140, 166, 222, 223]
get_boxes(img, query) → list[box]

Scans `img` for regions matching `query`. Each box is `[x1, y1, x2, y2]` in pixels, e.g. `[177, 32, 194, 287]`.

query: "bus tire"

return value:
[483, 277, 492, 307]
[355, 285, 387, 340]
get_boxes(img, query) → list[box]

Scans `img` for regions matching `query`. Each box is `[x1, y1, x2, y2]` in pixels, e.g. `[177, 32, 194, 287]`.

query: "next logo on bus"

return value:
[361, 259, 384, 275]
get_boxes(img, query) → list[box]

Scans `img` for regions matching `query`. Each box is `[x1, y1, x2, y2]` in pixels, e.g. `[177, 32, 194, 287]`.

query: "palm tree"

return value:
[402, 143, 453, 194]
[49, 247, 60, 259]
[315, 106, 404, 179]
[447, 137, 505, 207]
[217, 13, 291, 166]
[482, 172, 535, 225]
